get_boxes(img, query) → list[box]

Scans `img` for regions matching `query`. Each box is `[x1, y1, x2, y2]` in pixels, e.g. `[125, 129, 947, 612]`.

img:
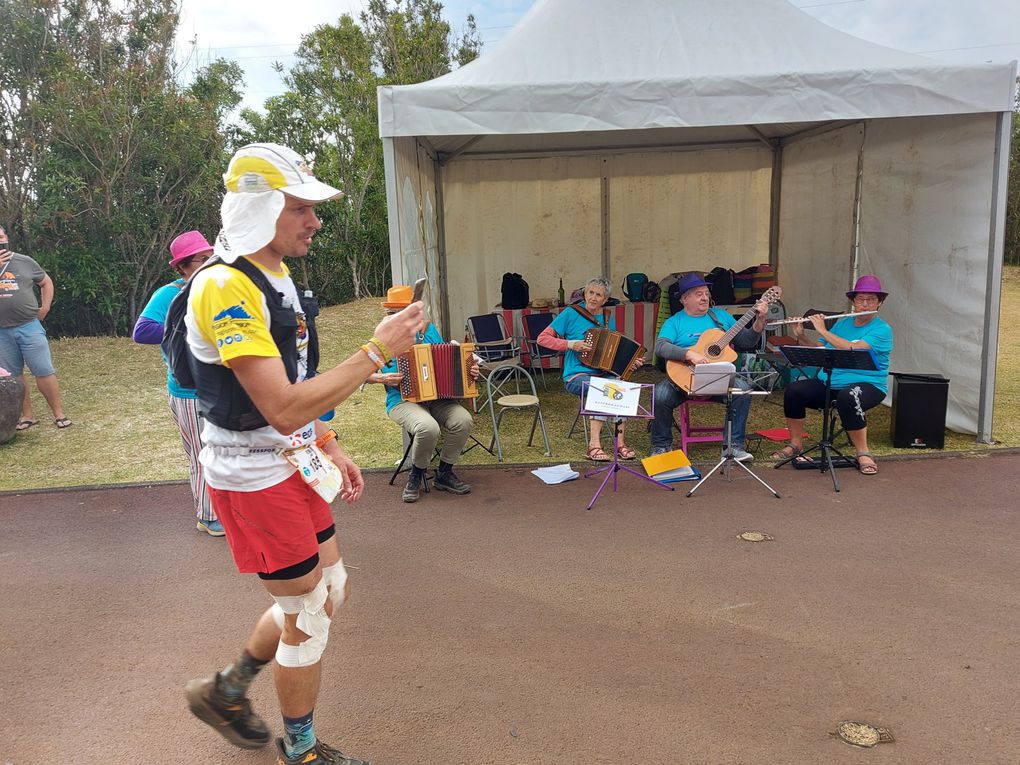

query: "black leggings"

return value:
[783, 379, 885, 432]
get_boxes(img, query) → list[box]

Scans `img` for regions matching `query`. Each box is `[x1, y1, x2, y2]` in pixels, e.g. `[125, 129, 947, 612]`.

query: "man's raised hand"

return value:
[373, 302, 425, 356]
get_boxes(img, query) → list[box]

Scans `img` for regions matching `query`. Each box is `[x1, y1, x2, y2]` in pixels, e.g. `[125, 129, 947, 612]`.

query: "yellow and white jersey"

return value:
[185, 257, 315, 491]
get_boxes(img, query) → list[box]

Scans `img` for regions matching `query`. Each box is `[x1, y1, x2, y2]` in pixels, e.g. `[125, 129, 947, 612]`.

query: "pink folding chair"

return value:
[675, 397, 725, 453]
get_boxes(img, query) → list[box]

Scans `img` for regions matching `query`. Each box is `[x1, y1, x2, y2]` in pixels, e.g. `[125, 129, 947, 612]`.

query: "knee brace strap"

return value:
[321, 559, 348, 610]
[273, 579, 331, 667]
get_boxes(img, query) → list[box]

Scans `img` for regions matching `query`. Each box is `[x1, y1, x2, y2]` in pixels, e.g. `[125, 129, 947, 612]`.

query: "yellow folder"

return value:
[640, 449, 691, 478]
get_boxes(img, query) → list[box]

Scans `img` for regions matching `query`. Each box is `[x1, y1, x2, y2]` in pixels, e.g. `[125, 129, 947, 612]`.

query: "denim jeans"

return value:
[564, 373, 608, 422]
[650, 376, 752, 450]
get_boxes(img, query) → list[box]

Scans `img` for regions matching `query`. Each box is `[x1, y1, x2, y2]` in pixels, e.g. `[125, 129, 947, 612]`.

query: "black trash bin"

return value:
[890, 373, 949, 449]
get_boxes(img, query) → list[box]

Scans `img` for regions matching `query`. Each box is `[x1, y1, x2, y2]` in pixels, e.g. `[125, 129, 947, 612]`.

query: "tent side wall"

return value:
[442, 155, 604, 336]
[776, 123, 861, 314]
[606, 148, 772, 283]
[441, 146, 773, 337]
[858, 113, 1000, 436]
[383, 136, 443, 324]
[777, 113, 1000, 435]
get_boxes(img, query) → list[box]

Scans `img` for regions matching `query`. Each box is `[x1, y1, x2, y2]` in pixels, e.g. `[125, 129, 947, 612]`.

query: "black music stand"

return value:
[580, 380, 674, 510]
[774, 345, 878, 492]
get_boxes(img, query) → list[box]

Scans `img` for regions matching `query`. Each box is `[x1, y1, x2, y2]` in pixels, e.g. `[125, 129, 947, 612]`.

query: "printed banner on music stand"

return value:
[583, 377, 642, 417]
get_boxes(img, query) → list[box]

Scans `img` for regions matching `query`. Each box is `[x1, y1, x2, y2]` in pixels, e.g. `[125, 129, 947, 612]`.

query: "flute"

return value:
[765, 310, 876, 329]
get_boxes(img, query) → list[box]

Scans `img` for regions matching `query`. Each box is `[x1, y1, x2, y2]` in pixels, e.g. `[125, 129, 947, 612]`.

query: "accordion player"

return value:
[578, 328, 646, 381]
[396, 342, 479, 403]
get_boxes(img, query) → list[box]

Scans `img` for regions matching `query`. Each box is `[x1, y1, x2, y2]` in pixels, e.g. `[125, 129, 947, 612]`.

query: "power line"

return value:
[912, 42, 1020, 54]
[795, 0, 865, 8]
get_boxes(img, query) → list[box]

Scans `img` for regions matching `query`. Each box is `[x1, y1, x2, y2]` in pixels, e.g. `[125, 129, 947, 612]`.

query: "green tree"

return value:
[1006, 84, 1019, 266]
[1, 0, 242, 335]
[0, 0, 59, 240]
[235, 0, 482, 304]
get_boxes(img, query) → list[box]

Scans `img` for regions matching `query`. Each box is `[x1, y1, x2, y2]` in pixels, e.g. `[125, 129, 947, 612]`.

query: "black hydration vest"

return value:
[163, 257, 320, 432]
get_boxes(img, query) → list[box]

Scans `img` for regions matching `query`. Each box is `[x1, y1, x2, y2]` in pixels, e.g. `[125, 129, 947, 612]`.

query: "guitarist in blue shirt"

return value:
[651, 273, 768, 460]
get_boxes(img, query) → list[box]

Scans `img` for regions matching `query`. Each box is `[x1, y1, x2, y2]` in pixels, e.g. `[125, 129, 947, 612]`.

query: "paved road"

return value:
[2, 453, 1018, 764]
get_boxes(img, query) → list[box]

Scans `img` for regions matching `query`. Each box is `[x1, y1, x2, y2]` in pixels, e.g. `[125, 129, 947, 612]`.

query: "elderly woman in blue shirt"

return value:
[537, 277, 643, 462]
[771, 275, 893, 475]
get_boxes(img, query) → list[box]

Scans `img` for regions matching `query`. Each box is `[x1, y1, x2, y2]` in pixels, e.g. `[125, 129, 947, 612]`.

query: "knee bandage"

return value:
[268, 560, 346, 631]
[273, 579, 331, 667]
[322, 559, 349, 610]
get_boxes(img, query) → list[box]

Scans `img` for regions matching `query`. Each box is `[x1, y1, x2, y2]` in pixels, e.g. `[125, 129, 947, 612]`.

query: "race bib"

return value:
[283, 444, 344, 504]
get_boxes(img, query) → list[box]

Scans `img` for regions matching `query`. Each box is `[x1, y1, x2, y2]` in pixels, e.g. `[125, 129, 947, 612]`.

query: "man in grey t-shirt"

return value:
[0, 226, 71, 430]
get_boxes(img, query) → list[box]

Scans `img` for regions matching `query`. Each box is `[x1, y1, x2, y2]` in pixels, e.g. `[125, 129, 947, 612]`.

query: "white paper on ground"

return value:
[531, 463, 580, 485]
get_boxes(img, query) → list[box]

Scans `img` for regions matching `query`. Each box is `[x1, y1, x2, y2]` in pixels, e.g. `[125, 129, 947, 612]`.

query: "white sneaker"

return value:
[725, 447, 754, 462]
[650, 446, 669, 456]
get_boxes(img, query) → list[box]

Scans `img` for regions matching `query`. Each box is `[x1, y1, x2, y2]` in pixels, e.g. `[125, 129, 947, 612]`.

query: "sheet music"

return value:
[690, 362, 735, 395]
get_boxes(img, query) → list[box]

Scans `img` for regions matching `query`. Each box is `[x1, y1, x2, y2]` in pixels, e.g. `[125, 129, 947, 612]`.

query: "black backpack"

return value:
[642, 281, 661, 304]
[667, 280, 686, 316]
[707, 266, 736, 305]
[161, 257, 305, 391]
[501, 272, 529, 309]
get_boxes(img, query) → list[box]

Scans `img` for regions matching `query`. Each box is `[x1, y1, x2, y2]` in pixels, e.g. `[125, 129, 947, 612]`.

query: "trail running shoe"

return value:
[185, 676, 270, 749]
[275, 737, 370, 765]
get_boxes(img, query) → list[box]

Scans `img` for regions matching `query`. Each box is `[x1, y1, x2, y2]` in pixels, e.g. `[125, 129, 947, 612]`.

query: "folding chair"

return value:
[465, 313, 521, 368]
[477, 362, 552, 462]
[521, 311, 562, 390]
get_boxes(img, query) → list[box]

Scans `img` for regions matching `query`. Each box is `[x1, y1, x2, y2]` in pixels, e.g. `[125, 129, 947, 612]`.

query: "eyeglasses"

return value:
[852, 294, 880, 304]
[188, 254, 210, 266]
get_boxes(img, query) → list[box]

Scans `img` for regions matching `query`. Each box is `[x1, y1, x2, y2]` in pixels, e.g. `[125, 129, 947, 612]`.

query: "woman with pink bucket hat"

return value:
[771, 275, 893, 476]
[132, 230, 223, 535]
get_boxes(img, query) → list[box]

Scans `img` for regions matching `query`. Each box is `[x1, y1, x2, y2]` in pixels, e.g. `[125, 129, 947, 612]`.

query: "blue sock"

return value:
[283, 710, 316, 758]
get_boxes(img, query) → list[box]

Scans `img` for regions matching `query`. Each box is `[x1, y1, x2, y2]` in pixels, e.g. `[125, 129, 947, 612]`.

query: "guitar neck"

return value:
[717, 307, 757, 347]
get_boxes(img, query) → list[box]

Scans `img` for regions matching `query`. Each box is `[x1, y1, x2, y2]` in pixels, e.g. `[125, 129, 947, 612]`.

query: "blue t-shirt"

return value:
[657, 309, 736, 349]
[548, 306, 617, 381]
[139, 280, 196, 399]
[824, 316, 893, 393]
[381, 322, 445, 413]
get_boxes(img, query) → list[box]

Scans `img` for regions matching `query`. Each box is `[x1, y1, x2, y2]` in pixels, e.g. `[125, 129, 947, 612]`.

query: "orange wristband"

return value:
[361, 344, 384, 370]
[316, 429, 337, 449]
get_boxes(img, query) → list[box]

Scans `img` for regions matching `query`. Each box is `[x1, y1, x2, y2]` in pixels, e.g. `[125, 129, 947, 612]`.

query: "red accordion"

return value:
[396, 343, 478, 403]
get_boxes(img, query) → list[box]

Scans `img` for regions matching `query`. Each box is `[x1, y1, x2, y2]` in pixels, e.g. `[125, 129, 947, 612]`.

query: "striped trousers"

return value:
[168, 394, 216, 523]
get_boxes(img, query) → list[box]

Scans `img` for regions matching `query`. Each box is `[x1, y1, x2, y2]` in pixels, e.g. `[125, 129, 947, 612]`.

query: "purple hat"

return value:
[676, 272, 709, 296]
[846, 274, 889, 301]
[169, 230, 213, 268]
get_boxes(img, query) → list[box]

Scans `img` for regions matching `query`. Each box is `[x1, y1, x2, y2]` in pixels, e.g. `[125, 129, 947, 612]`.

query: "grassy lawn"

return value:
[3, 267, 1018, 492]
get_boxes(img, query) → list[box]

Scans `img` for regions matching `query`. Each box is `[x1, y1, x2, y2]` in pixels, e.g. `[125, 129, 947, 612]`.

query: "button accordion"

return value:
[578, 328, 645, 381]
[396, 343, 479, 403]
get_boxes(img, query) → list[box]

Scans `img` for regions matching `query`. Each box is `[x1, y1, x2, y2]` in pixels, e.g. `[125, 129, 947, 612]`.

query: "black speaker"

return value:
[890, 373, 949, 449]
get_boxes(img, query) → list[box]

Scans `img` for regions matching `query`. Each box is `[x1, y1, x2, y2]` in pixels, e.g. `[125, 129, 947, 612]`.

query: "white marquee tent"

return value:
[377, 0, 1017, 439]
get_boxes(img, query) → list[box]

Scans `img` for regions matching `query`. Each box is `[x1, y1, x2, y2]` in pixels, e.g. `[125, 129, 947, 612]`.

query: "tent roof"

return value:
[378, 0, 1017, 140]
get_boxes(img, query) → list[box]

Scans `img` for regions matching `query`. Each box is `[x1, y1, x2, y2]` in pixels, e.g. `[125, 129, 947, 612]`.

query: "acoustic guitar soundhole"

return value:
[707, 344, 723, 358]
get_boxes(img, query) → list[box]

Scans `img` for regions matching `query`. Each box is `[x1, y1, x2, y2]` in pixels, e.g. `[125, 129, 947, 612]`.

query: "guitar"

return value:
[666, 286, 783, 392]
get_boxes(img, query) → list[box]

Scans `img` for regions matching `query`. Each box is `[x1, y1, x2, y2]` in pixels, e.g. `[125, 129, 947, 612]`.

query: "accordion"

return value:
[396, 343, 479, 403]
[578, 328, 645, 381]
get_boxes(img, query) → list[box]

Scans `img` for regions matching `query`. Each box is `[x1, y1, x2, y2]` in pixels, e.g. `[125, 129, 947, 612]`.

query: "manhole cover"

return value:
[835, 721, 894, 748]
[737, 531, 774, 542]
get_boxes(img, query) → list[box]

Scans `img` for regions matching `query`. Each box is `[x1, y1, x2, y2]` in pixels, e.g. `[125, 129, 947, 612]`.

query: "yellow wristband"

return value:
[369, 336, 392, 363]
[361, 344, 384, 370]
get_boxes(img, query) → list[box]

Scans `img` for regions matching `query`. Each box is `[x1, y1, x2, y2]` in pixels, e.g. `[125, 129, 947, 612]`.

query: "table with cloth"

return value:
[501, 302, 660, 368]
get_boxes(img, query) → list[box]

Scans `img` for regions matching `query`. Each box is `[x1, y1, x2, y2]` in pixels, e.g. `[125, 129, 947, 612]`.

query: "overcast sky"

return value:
[175, 0, 1020, 114]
